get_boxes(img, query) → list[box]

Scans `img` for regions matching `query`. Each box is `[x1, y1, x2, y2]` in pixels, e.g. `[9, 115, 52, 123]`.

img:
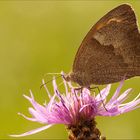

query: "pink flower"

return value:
[10, 77, 140, 137]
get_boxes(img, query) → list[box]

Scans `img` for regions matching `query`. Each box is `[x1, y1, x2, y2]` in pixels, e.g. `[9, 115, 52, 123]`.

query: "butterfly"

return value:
[64, 4, 140, 87]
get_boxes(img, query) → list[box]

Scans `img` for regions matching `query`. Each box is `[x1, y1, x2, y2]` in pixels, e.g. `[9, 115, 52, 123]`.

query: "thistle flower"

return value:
[10, 77, 140, 140]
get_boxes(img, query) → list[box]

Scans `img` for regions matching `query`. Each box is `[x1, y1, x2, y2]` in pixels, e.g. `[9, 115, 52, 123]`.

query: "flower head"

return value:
[10, 76, 140, 138]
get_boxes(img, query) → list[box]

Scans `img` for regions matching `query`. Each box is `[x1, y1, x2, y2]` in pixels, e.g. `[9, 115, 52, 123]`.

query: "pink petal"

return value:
[120, 98, 140, 113]
[61, 71, 68, 94]
[108, 79, 124, 104]
[95, 84, 111, 101]
[24, 93, 48, 118]
[18, 112, 36, 122]
[42, 79, 51, 98]
[28, 108, 48, 123]
[10, 124, 53, 137]
[117, 88, 132, 103]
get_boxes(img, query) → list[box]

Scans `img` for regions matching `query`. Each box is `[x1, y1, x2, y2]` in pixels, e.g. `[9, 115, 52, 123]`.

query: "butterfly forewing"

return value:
[72, 4, 140, 86]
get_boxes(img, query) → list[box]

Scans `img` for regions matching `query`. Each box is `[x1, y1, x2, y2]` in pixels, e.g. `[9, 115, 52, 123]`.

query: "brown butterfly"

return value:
[64, 4, 140, 87]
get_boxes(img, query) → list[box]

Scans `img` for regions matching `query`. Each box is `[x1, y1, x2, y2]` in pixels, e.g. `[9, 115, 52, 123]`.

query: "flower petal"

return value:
[117, 88, 132, 103]
[42, 79, 51, 98]
[10, 124, 53, 137]
[10, 125, 52, 137]
[108, 79, 124, 104]
[18, 112, 36, 122]
[95, 84, 111, 101]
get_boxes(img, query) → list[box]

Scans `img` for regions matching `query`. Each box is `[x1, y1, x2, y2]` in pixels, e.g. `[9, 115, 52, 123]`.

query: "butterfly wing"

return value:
[72, 4, 140, 85]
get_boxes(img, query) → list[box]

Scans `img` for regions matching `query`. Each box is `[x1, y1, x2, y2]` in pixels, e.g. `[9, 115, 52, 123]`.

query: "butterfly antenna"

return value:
[40, 75, 62, 89]
[43, 72, 61, 77]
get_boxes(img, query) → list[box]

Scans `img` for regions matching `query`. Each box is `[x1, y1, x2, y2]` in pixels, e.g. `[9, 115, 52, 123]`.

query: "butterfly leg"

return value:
[73, 87, 83, 93]
[89, 86, 108, 112]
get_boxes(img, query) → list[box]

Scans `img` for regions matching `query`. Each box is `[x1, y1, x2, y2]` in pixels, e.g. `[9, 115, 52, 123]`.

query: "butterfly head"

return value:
[63, 73, 71, 82]
[63, 72, 76, 83]
[64, 72, 90, 87]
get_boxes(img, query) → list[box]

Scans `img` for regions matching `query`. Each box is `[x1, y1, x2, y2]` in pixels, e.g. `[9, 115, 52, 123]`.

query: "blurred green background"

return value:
[0, 0, 140, 139]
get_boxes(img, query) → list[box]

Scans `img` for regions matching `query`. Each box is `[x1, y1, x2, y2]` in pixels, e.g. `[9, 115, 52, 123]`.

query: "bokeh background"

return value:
[0, 0, 140, 139]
